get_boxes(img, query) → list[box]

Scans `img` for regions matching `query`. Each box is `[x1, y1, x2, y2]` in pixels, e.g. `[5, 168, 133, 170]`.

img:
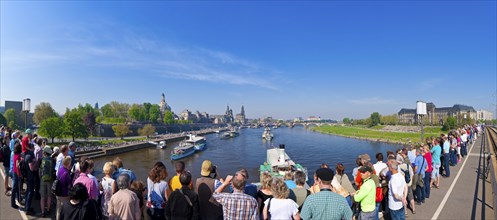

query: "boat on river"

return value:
[184, 134, 207, 151]
[170, 142, 196, 160]
[259, 144, 308, 182]
[262, 127, 273, 140]
[158, 141, 167, 149]
[220, 128, 240, 139]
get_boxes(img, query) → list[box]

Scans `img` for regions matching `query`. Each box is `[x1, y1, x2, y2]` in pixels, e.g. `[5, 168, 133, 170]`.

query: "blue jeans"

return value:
[11, 173, 19, 208]
[359, 210, 376, 220]
[390, 206, 406, 220]
[25, 177, 35, 211]
[375, 202, 380, 220]
[415, 178, 425, 203]
[424, 172, 431, 198]
[450, 149, 457, 166]
[461, 142, 467, 157]
[443, 153, 450, 177]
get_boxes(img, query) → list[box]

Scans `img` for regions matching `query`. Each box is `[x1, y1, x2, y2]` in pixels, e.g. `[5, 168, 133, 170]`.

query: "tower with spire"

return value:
[235, 105, 246, 124]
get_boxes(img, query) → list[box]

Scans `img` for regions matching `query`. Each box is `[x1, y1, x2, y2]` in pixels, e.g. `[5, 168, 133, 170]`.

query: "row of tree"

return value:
[342, 112, 489, 131]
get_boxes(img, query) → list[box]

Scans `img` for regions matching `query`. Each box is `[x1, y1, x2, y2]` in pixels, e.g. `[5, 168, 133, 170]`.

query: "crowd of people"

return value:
[0, 124, 483, 220]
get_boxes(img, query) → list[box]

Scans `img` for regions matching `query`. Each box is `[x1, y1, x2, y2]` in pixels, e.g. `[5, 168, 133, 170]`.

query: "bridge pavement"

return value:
[397, 136, 495, 220]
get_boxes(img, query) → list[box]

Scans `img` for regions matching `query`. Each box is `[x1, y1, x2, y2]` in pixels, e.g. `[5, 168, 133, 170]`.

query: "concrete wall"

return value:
[97, 123, 226, 137]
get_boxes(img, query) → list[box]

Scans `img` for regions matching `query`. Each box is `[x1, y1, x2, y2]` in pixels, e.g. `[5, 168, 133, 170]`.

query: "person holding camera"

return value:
[195, 160, 223, 220]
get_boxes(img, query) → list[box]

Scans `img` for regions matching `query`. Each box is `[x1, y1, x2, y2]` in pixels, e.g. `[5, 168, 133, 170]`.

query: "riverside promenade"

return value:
[0, 128, 495, 220]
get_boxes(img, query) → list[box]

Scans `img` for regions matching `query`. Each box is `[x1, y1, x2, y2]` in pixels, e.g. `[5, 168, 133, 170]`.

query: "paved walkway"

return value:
[0, 166, 53, 220]
[395, 136, 495, 219]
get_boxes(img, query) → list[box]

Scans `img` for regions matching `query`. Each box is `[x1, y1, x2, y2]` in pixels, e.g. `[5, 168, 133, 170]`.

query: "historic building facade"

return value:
[398, 103, 476, 125]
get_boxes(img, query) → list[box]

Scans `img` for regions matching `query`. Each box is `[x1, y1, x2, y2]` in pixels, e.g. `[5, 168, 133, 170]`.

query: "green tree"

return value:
[381, 114, 398, 125]
[112, 124, 131, 139]
[138, 124, 156, 138]
[0, 113, 6, 126]
[129, 104, 145, 121]
[163, 111, 175, 124]
[442, 116, 457, 131]
[4, 109, 18, 129]
[143, 102, 152, 120]
[101, 104, 114, 118]
[33, 102, 58, 125]
[369, 112, 381, 127]
[64, 110, 88, 141]
[38, 117, 64, 143]
[342, 118, 351, 124]
[148, 105, 161, 123]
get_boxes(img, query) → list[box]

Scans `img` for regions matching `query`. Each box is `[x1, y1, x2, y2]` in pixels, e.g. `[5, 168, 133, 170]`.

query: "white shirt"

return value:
[147, 177, 168, 209]
[264, 198, 299, 220]
[373, 161, 388, 175]
[389, 172, 406, 211]
[461, 134, 468, 143]
[55, 153, 65, 175]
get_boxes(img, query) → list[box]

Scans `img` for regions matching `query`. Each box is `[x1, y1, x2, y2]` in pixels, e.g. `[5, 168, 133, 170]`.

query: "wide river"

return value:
[94, 126, 403, 184]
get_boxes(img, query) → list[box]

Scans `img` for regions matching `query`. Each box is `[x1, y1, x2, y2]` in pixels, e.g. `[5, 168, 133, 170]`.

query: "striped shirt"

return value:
[212, 191, 258, 220]
[301, 190, 353, 220]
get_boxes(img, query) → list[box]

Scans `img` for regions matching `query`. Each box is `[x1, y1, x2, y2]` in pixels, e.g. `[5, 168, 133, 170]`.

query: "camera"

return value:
[211, 165, 218, 178]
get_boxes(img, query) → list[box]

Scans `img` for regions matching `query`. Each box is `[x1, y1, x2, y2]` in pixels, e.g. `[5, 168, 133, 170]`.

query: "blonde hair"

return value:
[271, 178, 289, 199]
[62, 156, 72, 167]
[103, 162, 114, 175]
[260, 171, 273, 190]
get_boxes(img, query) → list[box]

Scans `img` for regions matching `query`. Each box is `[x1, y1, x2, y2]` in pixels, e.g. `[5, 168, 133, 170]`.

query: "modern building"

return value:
[398, 103, 476, 125]
[0, 106, 4, 114]
[4, 100, 33, 128]
[477, 110, 494, 121]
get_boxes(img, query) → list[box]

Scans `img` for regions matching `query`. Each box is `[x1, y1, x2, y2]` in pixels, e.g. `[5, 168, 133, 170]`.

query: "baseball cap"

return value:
[359, 166, 373, 173]
[201, 160, 212, 176]
[43, 146, 53, 155]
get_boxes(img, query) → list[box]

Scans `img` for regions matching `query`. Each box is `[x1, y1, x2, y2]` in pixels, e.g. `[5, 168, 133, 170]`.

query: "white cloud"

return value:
[1, 22, 278, 90]
[417, 79, 442, 92]
[348, 97, 397, 105]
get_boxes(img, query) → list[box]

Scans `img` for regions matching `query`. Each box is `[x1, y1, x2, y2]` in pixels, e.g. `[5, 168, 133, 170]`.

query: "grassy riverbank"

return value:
[312, 125, 443, 145]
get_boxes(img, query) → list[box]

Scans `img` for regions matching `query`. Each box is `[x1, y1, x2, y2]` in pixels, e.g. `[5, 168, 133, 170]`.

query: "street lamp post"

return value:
[417, 101, 427, 143]
[22, 98, 31, 130]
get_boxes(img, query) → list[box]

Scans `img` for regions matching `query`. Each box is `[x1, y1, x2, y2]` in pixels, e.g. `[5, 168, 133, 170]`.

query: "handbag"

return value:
[375, 187, 384, 203]
[416, 156, 426, 188]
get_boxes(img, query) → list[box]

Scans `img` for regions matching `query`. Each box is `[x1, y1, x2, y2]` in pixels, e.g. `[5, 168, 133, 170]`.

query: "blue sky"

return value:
[1, 1, 496, 120]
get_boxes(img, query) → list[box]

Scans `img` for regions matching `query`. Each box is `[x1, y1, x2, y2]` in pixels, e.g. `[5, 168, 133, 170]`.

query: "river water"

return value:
[93, 126, 403, 184]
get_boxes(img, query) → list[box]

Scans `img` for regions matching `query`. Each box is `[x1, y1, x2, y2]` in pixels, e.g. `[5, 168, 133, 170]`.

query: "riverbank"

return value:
[311, 125, 443, 145]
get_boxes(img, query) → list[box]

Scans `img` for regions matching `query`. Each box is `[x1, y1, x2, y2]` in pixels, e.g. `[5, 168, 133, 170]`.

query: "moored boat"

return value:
[158, 141, 167, 149]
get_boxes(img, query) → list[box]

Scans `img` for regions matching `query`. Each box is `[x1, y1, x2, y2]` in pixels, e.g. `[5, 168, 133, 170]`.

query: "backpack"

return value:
[0, 145, 9, 163]
[401, 167, 411, 183]
[18, 152, 29, 178]
[41, 157, 53, 182]
[52, 178, 63, 196]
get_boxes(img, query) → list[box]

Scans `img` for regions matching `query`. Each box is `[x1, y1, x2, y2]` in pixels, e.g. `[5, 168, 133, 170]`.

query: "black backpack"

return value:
[401, 167, 411, 183]
[0, 145, 9, 163]
[18, 152, 29, 178]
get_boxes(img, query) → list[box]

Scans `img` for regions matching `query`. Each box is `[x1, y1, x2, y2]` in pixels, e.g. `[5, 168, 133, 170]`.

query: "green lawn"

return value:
[312, 125, 442, 144]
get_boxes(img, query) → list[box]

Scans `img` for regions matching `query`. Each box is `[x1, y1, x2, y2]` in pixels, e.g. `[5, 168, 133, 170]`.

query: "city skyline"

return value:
[1, 1, 496, 119]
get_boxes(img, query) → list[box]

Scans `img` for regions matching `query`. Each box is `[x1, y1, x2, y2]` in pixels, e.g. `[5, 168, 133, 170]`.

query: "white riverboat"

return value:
[259, 144, 308, 182]
[262, 127, 273, 140]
